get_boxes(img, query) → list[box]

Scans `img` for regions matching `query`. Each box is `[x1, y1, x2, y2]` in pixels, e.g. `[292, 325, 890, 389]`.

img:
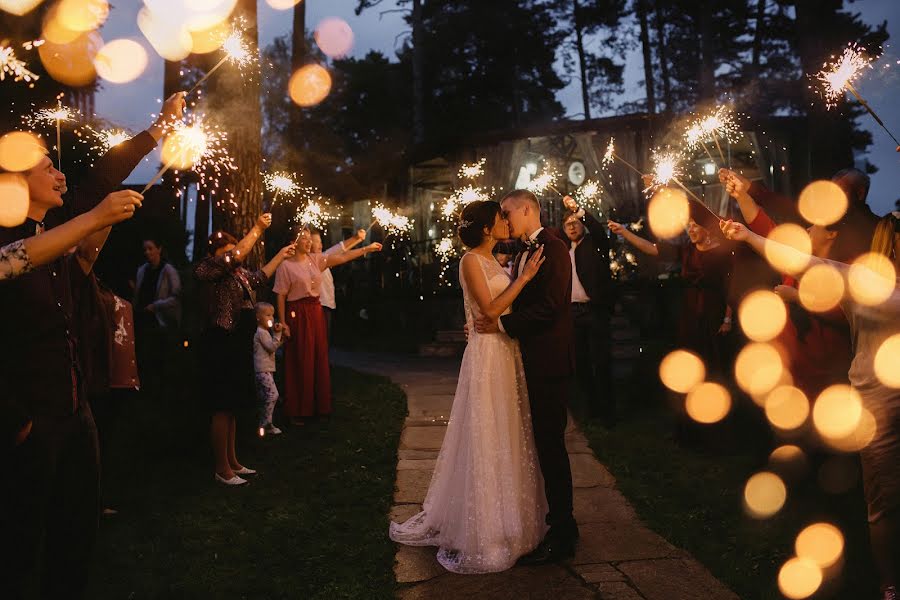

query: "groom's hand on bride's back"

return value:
[474, 316, 500, 334]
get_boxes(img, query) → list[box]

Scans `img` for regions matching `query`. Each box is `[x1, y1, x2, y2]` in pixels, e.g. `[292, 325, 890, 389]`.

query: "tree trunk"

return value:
[291, 0, 306, 72]
[750, 0, 765, 79]
[653, 0, 673, 110]
[411, 0, 426, 146]
[211, 0, 265, 267]
[572, 0, 593, 119]
[635, 0, 656, 115]
[698, 4, 715, 101]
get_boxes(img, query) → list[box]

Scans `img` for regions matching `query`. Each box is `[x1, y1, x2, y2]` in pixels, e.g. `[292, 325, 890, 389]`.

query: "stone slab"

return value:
[394, 469, 433, 504]
[574, 562, 627, 583]
[397, 459, 437, 471]
[594, 581, 645, 600]
[569, 452, 616, 488]
[400, 426, 446, 451]
[397, 565, 596, 600]
[573, 522, 678, 564]
[573, 486, 638, 524]
[398, 449, 439, 460]
[618, 559, 740, 600]
[394, 544, 446, 584]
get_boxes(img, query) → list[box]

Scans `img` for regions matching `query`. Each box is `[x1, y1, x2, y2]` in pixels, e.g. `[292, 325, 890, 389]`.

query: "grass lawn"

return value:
[574, 395, 878, 600]
[89, 365, 406, 599]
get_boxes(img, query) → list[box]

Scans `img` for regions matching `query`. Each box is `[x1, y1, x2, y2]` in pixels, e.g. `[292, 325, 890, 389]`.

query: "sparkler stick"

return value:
[186, 55, 229, 96]
[141, 154, 179, 194]
[846, 83, 900, 147]
[186, 24, 254, 96]
[602, 138, 644, 176]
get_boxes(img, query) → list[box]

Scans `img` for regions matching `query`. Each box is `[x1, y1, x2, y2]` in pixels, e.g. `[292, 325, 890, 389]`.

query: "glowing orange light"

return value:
[94, 38, 148, 84]
[778, 557, 823, 599]
[812, 384, 863, 443]
[798, 180, 848, 227]
[314, 18, 354, 58]
[647, 187, 690, 239]
[795, 523, 844, 568]
[848, 252, 897, 306]
[764, 224, 812, 275]
[798, 263, 845, 313]
[0, 174, 30, 227]
[735, 342, 784, 397]
[685, 382, 731, 424]
[874, 334, 900, 388]
[659, 349, 705, 393]
[0, 131, 46, 172]
[289, 64, 332, 107]
[744, 471, 787, 518]
[739, 290, 787, 342]
[765, 386, 810, 431]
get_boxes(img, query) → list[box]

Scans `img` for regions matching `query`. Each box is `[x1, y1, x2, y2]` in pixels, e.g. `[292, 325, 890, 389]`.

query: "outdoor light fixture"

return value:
[704, 162, 716, 176]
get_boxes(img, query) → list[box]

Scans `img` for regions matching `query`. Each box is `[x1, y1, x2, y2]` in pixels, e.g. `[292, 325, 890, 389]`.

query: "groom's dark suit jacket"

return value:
[500, 229, 575, 378]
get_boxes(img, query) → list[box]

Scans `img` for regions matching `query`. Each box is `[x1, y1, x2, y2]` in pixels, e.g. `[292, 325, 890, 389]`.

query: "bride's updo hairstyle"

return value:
[458, 200, 501, 248]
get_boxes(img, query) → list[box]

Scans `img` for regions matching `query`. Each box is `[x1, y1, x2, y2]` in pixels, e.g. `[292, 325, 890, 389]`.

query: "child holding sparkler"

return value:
[253, 302, 284, 436]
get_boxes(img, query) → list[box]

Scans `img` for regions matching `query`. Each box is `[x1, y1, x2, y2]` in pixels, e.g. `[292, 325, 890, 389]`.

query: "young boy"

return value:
[253, 302, 284, 435]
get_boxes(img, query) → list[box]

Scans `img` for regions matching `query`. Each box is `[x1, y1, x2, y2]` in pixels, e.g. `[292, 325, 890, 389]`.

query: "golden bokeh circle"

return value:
[795, 522, 844, 568]
[848, 252, 897, 307]
[812, 385, 863, 443]
[778, 557, 823, 599]
[685, 382, 731, 424]
[739, 289, 787, 342]
[0, 132, 47, 173]
[0, 174, 31, 228]
[764, 224, 812, 275]
[744, 471, 787, 519]
[765, 386, 810, 431]
[39, 30, 103, 87]
[647, 187, 690, 239]
[94, 39, 149, 84]
[798, 263, 845, 313]
[734, 342, 784, 397]
[658, 349, 706, 394]
[289, 64, 333, 108]
[797, 180, 848, 227]
[874, 334, 900, 388]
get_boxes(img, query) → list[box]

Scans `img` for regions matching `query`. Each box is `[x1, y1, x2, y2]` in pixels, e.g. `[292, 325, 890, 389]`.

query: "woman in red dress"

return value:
[274, 229, 382, 423]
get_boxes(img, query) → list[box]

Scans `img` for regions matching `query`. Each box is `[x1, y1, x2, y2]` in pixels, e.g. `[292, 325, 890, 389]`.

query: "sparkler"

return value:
[25, 101, 79, 169]
[698, 106, 738, 164]
[602, 137, 643, 176]
[85, 126, 133, 155]
[685, 121, 719, 165]
[458, 158, 486, 180]
[186, 21, 255, 96]
[0, 44, 39, 83]
[525, 167, 561, 195]
[295, 198, 336, 232]
[369, 203, 413, 238]
[815, 44, 900, 147]
[435, 235, 458, 285]
[263, 171, 302, 208]
[441, 185, 491, 220]
[650, 150, 706, 205]
[573, 179, 606, 212]
[142, 117, 236, 196]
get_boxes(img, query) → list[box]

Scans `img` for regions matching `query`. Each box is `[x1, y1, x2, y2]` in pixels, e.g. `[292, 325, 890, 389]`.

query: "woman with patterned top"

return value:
[274, 228, 382, 424]
[194, 213, 296, 486]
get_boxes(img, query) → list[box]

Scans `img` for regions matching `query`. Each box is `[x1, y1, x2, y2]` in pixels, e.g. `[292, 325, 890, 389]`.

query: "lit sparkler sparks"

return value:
[458, 158, 486, 180]
[573, 180, 604, 211]
[186, 19, 256, 95]
[602, 137, 643, 176]
[650, 151, 683, 187]
[441, 185, 491, 220]
[295, 198, 337, 231]
[435, 235, 458, 285]
[370, 203, 413, 238]
[0, 45, 39, 83]
[526, 167, 560, 195]
[816, 44, 871, 109]
[143, 116, 236, 198]
[85, 126, 133, 154]
[24, 101, 80, 169]
[813, 43, 900, 146]
[263, 171, 302, 207]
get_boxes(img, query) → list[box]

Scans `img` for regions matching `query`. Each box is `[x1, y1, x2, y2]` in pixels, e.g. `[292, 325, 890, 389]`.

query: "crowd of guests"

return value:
[0, 90, 382, 597]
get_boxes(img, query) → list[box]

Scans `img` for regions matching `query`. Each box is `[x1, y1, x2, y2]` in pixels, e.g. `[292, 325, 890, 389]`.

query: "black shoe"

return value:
[516, 537, 576, 566]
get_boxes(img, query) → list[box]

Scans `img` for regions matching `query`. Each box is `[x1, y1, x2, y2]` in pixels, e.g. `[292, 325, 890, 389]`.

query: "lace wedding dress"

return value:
[389, 252, 547, 574]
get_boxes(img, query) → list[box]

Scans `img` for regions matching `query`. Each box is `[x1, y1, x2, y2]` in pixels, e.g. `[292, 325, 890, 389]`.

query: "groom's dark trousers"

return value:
[501, 228, 577, 534]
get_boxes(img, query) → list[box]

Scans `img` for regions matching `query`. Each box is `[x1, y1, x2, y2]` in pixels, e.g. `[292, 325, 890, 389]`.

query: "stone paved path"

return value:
[332, 350, 740, 600]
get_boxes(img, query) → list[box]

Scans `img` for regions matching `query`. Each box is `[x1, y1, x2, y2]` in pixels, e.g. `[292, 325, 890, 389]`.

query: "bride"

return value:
[390, 200, 548, 574]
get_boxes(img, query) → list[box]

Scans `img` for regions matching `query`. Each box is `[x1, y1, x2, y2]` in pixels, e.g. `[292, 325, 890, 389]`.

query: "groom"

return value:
[475, 189, 578, 564]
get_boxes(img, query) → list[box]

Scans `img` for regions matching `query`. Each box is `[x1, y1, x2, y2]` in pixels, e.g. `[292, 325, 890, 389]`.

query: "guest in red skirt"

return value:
[274, 228, 382, 424]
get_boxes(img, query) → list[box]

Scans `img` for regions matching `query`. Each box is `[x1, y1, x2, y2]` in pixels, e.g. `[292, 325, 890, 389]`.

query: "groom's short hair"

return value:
[501, 189, 540, 210]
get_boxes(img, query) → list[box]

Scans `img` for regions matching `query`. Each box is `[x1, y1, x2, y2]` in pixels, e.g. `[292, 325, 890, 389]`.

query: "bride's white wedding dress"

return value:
[389, 252, 547, 574]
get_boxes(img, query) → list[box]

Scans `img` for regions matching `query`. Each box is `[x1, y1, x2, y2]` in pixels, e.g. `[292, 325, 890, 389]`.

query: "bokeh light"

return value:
[647, 187, 690, 239]
[826, 407, 877, 452]
[0, 131, 47, 172]
[735, 342, 784, 397]
[874, 334, 900, 388]
[798, 263, 845, 313]
[744, 471, 787, 518]
[138, 7, 193, 61]
[770, 444, 805, 465]
[315, 17, 354, 58]
[797, 180, 848, 227]
[0, 173, 30, 227]
[765, 386, 810, 431]
[848, 252, 897, 306]
[739, 289, 787, 342]
[0, 0, 43, 16]
[190, 20, 230, 54]
[659, 349, 705, 393]
[38, 30, 102, 86]
[181, 0, 237, 32]
[685, 382, 731, 424]
[778, 557, 823, 599]
[94, 39, 148, 84]
[265, 0, 300, 8]
[764, 224, 812, 275]
[812, 384, 863, 443]
[56, 0, 109, 33]
[796, 523, 844, 568]
[289, 64, 332, 107]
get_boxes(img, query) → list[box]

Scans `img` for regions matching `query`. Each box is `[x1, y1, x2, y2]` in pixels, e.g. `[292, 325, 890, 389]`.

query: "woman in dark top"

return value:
[194, 213, 295, 486]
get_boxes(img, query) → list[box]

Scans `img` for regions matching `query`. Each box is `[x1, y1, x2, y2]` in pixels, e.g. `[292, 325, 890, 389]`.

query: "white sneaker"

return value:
[234, 466, 257, 475]
[265, 424, 283, 435]
[215, 473, 247, 486]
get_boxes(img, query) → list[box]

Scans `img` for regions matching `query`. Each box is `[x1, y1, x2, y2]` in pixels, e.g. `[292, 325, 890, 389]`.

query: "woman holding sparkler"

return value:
[609, 204, 735, 376]
[274, 228, 382, 424]
[194, 214, 297, 486]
